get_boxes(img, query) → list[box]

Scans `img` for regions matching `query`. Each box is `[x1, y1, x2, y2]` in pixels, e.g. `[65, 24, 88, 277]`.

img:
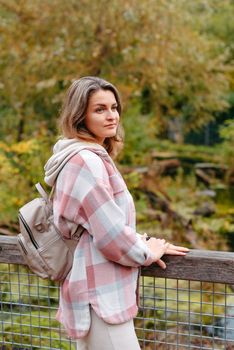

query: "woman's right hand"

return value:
[144, 237, 169, 269]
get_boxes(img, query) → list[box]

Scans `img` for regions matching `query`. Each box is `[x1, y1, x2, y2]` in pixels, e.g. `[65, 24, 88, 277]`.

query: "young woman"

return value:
[44, 76, 189, 350]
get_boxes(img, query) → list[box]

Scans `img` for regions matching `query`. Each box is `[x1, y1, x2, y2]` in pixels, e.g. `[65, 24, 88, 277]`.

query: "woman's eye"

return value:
[96, 108, 104, 113]
[112, 106, 118, 111]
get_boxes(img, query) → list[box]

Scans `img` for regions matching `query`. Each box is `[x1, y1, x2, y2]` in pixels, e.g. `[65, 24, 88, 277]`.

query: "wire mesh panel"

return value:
[1, 263, 234, 349]
[0, 263, 75, 350]
[135, 276, 234, 350]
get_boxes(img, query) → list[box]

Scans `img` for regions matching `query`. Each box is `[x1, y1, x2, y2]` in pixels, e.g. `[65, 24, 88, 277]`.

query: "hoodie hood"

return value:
[44, 138, 107, 187]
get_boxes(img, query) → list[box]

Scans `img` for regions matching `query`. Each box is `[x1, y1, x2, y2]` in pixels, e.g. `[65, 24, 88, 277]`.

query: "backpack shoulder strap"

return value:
[35, 183, 50, 201]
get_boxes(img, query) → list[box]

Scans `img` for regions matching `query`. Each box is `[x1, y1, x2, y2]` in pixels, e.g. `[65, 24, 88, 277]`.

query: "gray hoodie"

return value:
[44, 138, 108, 187]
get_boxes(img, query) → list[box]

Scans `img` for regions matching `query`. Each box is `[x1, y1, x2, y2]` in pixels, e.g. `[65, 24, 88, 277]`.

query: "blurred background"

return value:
[0, 0, 234, 252]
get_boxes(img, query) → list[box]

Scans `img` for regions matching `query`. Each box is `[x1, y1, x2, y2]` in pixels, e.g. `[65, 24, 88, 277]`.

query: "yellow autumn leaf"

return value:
[10, 140, 39, 154]
[0, 142, 10, 152]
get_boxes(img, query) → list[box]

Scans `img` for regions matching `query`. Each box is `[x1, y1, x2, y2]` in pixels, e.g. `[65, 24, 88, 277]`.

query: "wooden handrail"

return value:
[1, 235, 234, 284]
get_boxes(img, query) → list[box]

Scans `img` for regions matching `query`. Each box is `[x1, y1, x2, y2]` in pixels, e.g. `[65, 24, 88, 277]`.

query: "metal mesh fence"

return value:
[136, 276, 234, 350]
[1, 263, 234, 350]
[1, 264, 75, 350]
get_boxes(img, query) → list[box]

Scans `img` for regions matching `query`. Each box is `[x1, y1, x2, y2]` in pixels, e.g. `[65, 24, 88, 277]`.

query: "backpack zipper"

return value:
[19, 212, 39, 249]
[17, 236, 28, 255]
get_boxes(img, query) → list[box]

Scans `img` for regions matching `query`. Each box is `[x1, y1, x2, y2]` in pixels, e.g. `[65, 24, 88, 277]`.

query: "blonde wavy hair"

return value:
[59, 76, 124, 158]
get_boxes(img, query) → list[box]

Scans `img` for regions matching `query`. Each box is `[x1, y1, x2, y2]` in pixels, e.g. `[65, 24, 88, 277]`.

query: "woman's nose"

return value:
[106, 110, 115, 119]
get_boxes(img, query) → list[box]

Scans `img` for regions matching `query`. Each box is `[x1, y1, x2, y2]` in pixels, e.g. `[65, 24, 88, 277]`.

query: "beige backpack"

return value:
[17, 183, 84, 281]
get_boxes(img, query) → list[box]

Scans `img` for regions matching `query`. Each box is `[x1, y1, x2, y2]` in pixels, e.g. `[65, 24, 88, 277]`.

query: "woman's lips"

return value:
[105, 124, 117, 128]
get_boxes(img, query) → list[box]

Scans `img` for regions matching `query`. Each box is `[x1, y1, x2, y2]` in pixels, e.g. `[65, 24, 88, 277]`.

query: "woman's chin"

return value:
[104, 130, 117, 138]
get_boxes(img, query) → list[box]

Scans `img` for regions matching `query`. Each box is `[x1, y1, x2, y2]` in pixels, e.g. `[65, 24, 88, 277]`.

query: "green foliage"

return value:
[0, 0, 232, 142]
[219, 119, 234, 182]
[120, 103, 158, 165]
[0, 137, 54, 224]
[219, 119, 234, 160]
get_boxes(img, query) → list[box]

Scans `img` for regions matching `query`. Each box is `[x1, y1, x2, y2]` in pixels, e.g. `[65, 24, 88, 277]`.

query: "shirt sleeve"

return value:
[81, 180, 156, 267]
[76, 153, 156, 268]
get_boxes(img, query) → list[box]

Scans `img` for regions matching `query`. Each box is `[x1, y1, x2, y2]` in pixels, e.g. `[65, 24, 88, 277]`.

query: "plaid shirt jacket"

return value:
[53, 148, 155, 339]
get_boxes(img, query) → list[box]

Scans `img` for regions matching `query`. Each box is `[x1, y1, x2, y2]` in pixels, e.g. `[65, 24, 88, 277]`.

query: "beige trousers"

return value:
[76, 308, 141, 350]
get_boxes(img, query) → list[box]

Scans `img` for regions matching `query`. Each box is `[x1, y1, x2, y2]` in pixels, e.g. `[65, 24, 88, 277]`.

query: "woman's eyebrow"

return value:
[93, 103, 106, 107]
[93, 102, 118, 107]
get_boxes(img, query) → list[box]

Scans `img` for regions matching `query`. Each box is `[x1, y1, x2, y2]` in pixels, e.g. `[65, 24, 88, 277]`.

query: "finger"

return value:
[168, 244, 189, 252]
[156, 259, 166, 269]
[166, 249, 187, 255]
[142, 233, 148, 241]
[177, 246, 190, 252]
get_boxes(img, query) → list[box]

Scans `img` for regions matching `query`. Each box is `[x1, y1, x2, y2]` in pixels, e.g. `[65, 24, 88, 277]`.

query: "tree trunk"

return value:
[17, 117, 25, 142]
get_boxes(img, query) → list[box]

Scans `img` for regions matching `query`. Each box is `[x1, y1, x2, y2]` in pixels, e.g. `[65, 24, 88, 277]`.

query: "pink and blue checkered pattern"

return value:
[53, 149, 155, 339]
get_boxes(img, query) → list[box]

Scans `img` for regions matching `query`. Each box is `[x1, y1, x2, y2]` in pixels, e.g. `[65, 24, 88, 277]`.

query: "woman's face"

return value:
[85, 89, 120, 144]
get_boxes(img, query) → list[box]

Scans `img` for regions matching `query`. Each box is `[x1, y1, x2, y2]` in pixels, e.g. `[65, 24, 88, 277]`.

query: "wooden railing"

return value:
[1, 235, 234, 283]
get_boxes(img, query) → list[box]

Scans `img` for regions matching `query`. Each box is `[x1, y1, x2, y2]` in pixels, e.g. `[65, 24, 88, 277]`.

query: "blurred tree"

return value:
[219, 119, 234, 184]
[181, 0, 234, 145]
[0, 0, 231, 142]
[185, 0, 234, 64]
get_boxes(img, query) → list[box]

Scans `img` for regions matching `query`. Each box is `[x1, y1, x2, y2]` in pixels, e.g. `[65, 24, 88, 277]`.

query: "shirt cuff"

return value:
[136, 236, 156, 266]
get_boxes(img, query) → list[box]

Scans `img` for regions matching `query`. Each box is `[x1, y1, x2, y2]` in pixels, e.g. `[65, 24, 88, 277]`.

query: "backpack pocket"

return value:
[17, 234, 50, 279]
[38, 236, 74, 281]
[19, 212, 39, 249]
